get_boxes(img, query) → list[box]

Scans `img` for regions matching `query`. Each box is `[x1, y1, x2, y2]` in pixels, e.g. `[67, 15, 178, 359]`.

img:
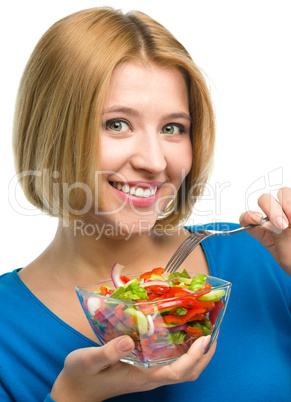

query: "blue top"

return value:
[1, 223, 291, 401]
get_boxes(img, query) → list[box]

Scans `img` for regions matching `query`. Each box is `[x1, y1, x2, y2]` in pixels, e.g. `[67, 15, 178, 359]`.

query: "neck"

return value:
[41, 219, 167, 286]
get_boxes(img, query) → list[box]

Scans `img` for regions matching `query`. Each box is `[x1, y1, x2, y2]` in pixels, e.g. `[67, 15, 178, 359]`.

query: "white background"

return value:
[1, 0, 290, 274]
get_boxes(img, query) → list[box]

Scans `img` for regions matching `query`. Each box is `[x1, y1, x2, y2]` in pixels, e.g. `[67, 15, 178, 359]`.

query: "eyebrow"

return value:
[102, 106, 192, 122]
[102, 106, 141, 117]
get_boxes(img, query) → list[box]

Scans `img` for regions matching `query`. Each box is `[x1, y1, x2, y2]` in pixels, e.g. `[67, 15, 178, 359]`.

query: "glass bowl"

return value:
[76, 272, 231, 368]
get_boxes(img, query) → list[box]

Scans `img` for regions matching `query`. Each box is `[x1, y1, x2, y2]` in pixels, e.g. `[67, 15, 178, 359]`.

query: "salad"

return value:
[83, 264, 226, 363]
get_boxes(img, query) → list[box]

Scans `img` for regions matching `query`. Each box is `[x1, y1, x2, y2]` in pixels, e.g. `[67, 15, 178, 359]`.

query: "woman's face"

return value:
[94, 61, 192, 236]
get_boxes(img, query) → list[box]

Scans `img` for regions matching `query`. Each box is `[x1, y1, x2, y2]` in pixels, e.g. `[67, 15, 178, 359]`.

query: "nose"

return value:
[131, 132, 167, 175]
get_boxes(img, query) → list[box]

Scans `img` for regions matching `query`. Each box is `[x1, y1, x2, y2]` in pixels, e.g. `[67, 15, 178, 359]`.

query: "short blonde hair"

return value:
[13, 7, 215, 228]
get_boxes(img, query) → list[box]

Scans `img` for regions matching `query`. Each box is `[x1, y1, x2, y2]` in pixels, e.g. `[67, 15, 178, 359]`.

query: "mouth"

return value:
[109, 181, 161, 198]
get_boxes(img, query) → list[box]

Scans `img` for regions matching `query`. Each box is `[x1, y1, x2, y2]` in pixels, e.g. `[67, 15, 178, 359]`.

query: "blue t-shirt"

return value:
[1, 223, 291, 401]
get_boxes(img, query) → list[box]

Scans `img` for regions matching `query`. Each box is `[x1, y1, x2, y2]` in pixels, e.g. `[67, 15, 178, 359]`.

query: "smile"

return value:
[109, 181, 158, 198]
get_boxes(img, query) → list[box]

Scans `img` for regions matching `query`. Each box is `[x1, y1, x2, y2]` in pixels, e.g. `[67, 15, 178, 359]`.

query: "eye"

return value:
[105, 119, 131, 132]
[161, 123, 184, 135]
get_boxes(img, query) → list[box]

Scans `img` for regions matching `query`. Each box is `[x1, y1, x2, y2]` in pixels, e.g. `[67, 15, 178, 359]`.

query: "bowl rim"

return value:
[75, 272, 232, 305]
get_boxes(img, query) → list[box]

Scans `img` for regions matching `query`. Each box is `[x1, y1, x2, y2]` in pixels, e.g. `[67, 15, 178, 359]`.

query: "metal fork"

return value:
[165, 218, 269, 274]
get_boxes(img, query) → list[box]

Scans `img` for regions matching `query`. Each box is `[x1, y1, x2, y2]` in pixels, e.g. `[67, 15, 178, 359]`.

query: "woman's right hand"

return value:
[50, 334, 215, 401]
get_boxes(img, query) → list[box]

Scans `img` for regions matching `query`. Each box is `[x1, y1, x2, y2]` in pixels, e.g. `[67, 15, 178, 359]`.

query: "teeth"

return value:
[143, 189, 151, 197]
[110, 182, 158, 198]
[122, 184, 130, 193]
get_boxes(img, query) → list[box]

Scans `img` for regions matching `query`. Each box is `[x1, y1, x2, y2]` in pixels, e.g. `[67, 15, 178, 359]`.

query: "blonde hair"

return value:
[13, 7, 215, 229]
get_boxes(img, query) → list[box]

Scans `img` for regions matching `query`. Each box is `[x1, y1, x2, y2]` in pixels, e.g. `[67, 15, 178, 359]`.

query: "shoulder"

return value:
[0, 269, 33, 317]
[185, 222, 291, 298]
[184, 222, 262, 261]
[0, 269, 21, 291]
[185, 222, 240, 233]
[184, 221, 288, 278]
[185, 222, 267, 256]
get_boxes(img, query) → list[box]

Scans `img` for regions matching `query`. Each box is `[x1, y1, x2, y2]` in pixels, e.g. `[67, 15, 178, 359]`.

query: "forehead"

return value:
[103, 61, 189, 113]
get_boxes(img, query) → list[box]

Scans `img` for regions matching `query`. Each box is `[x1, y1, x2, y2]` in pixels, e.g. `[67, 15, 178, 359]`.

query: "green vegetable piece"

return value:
[190, 283, 204, 291]
[167, 330, 186, 344]
[168, 268, 190, 279]
[111, 282, 148, 302]
[198, 289, 225, 302]
[124, 308, 148, 335]
[202, 326, 212, 336]
[94, 285, 113, 294]
[149, 274, 167, 281]
[175, 277, 192, 285]
[174, 307, 188, 316]
[191, 322, 212, 336]
[189, 274, 207, 291]
[193, 274, 207, 284]
[203, 319, 213, 328]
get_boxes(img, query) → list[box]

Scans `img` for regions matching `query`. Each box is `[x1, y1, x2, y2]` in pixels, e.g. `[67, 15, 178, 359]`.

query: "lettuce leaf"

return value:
[168, 268, 190, 279]
[167, 330, 187, 345]
[111, 282, 149, 302]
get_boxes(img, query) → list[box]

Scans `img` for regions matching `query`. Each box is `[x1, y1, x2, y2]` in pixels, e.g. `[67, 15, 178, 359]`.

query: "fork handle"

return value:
[227, 217, 269, 235]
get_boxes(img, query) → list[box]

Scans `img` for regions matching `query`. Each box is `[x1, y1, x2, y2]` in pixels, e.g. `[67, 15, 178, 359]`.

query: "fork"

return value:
[165, 218, 269, 274]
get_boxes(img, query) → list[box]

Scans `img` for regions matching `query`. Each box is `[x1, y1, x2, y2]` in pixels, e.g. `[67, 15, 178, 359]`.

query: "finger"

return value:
[66, 336, 135, 375]
[258, 193, 289, 231]
[153, 335, 212, 383]
[277, 187, 291, 224]
[91, 336, 135, 373]
[239, 210, 264, 227]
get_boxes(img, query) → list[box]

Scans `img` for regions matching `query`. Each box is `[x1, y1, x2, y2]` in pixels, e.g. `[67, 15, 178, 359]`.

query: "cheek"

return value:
[100, 138, 128, 172]
[168, 143, 193, 185]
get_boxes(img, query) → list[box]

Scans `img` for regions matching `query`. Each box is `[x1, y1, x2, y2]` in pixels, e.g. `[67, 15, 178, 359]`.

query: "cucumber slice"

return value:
[197, 289, 225, 302]
[124, 308, 148, 335]
[176, 277, 192, 285]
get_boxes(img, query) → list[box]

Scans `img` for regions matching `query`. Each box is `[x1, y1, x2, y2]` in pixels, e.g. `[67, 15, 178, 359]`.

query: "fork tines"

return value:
[165, 233, 204, 274]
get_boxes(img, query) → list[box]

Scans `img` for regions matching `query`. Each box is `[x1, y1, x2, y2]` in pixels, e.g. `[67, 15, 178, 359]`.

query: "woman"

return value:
[1, 7, 290, 401]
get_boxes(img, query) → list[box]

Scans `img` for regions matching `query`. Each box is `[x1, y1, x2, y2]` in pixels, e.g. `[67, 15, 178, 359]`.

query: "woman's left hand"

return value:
[239, 187, 291, 276]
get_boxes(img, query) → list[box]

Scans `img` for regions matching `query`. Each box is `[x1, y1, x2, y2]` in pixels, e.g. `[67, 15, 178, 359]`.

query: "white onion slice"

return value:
[140, 280, 170, 288]
[111, 263, 125, 288]
[152, 311, 159, 320]
[87, 296, 101, 316]
[146, 314, 155, 336]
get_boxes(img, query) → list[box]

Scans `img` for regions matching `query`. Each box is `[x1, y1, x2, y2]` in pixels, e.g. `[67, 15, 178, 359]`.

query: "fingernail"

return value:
[118, 337, 134, 352]
[275, 216, 289, 230]
[249, 211, 263, 223]
[201, 335, 211, 351]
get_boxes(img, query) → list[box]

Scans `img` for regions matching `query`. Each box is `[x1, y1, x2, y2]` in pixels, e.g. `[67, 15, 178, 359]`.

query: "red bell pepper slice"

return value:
[140, 267, 165, 280]
[189, 313, 208, 321]
[145, 285, 169, 293]
[209, 298, 224, 325]
[94, 310, 106, 323]
[151, 267, 165, 275]
[163, 308, 207, 325]
[185, 326, 204, 337]
[100, 286, 109, 296]
[138, 303, 156, 315]
[153, 316, 164, 327]
[162, 284, 212, 300]
[163, 287, 194, 297]
[140, 337, 149, 346]
[157, 297, 214, 313]
[148, 294, 159, 301]
[114, 304, 125, 320]
[149, 334, 157, 343]
[184, 307, 207, 322]
[122, 316, 135, 328]
[120, 275, 131, 284]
